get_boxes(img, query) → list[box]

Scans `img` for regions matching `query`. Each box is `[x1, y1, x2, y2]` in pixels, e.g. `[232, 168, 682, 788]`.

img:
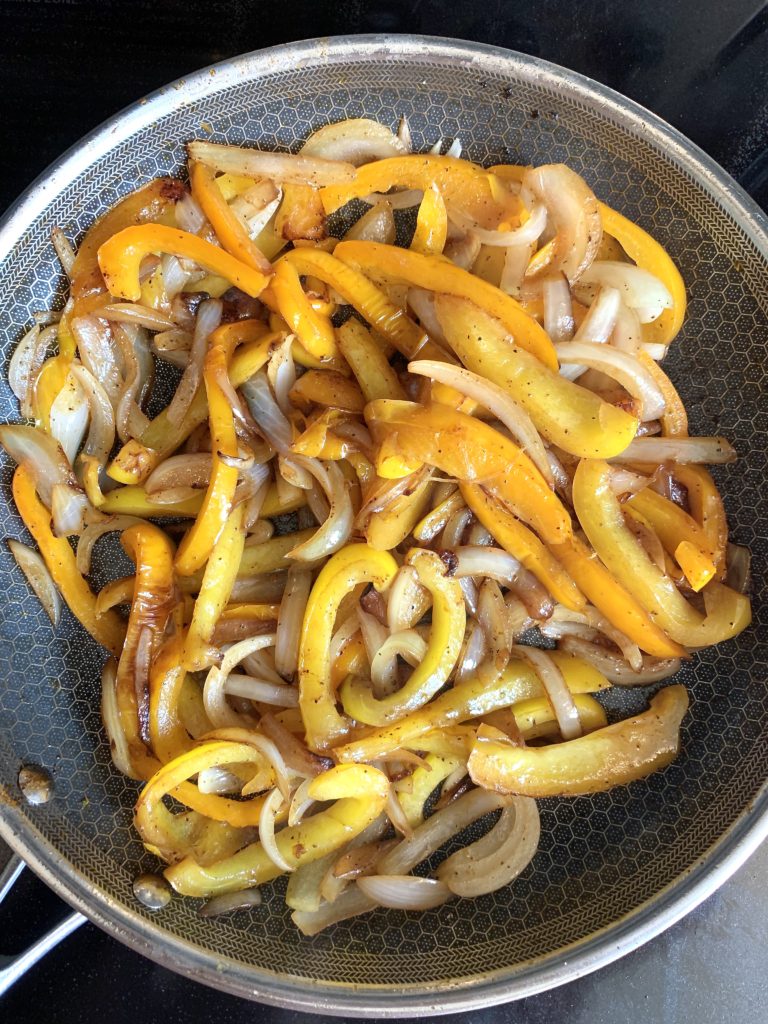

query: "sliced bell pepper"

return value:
[398, 753, 464, 828]
[433, 293, 638, 458]
[598, 202, 686, 347]
[12, 467, 125, 656]
[331, 630, 368, 690]
[320, 154, 515, 228]
[183, 503, 246, 671]
[98, 225, 270, 303]
[484, 693, 608, 743]
[290, 409, 357, 460]
[468, 684, 689, 796]
[275, 184, 327, 242]
[626, 486, 716, 591]
[411, 183, 448, 256]
[674, 540, 717, 593]
[461, 483, 585, 611]
[334, 650, 608, 763]
[335, 241, 558, 370]
[673, 465, 728, 576]
[572, 459, 750, 646]
[270, 259, 339, 360]
[239, 528, 315, 577]
[365, 400, 572, 545]
[33, 354, 71, 432]
[164, 763, 390, 896]
[340, 549, 465, 725]
[100, 485, 203, 518]
[336, 319, 406, 402]
[149, 632, 195, 764]
[365, 472, 434, 551]
[189, 161, 272, 273]
[289, 369, 365, 413]
[298, 544, 398, 750]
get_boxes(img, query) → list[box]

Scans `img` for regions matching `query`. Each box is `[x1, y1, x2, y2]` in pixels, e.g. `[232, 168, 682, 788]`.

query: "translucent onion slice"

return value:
[408, 361, 553, 487]
[611, 436, 737, 465]
[166, 299, 222, 427]
[387, 565, 427, 633]
[267, 334, 296, 418]
[242, 371, 293, 453]
[100, 303, 177, 332]
[71, 315, 123, 407]
[275, 565, 312, 678]
[49, 371, 89, 465]
[543, 272, 575, 344]
[522, 163, 602, 283]
[514, 645, 582, 739]
[576, 261, 673, 323]
[199, 889, 262, 917]
[448, 202, 547, 247]
[188, 140, 357, 186]
[500, 243, 534, 298]
[69, 364, 116, 467]
[203, 634, 277, 729]
[555, 341, 666, 420]
[287, 458, 353, 561]
[101, 657, 135, 777]
[76, 515, 144, 575]
[7, 539, 61, 625]
[559, 635, 682, 686]
[259, 788, 294, 873]
[345, 202, 396, 244]
[145, 453, 212, 495]
[370, 630, 428, 693]
[356, 875, 451, 910]
[223, 674, 298, 707]
[0, 424, 83, 510]
[51, 226, 76, 277]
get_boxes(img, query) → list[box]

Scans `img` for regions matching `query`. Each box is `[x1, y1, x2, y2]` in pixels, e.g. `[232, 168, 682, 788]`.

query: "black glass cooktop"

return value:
[0, 2, 766, 1022]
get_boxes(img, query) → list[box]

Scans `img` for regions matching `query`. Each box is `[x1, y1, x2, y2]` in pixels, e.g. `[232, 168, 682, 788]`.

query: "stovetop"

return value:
[0, 1, 766, 1021]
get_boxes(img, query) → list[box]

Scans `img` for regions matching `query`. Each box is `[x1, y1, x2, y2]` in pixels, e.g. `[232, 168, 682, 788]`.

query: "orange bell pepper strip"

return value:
[183, 503, 247, 671]
[434, 294, 638, 458]
[298, 544, 398, 750]
[164, 762, 390, 897]
[335, 319, 406, 402]
[674, 465, 727, 576]
[636, 351, 688, 436]
[626, 486, 716, 591]
[365, 400, 572, 546]
[411, 183, 448, 256]
[572, 459, 750, 647]
[598, 202, 686, 348]
[98, 225, 270, 303]
[280, 248, 431, 359]
[109, 326, 276, 484]
[12, 466, 125, 656]
[174, 323, 243, 576]
[334, 650, 607, 763]
[468, 684, 689, 797]
[334, 241, 558, 370]
[320, 154, 515, 228]
[116, 522, 178, 778]
[270, 259, 339, 360]
[189, 161, 272, 273]
[288, 369, 366, 413]
[461, 483, 585, 611]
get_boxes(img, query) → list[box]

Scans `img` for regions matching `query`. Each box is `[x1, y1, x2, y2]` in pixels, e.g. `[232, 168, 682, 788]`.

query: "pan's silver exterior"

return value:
[0, 36, 766, 1017]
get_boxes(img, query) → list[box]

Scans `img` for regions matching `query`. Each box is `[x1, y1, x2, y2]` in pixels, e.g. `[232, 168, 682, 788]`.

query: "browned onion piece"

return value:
[165, 299, 222, 428]
[559, 635, 682, 686]
[188, 140, 357, 186]
[345, 202, 396, 244]
[259, 712, 331, 779]
[71, 316, 123, 408]
[145, 453, 212, 495]
[612, 436, 737, 465]
[199, 889, 262, 917]
[274, 565, 312, 678]
[7, 539, 61, 626]
[76, 515, 144, 575]
[725, 543, 751, 595]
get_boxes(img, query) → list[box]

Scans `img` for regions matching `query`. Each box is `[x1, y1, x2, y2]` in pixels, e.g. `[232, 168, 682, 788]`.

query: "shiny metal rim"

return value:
[0, 34, 766, 1016]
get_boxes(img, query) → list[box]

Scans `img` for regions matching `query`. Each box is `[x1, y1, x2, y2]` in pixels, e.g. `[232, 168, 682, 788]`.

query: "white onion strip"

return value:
[448, 202, 547, 247]
[259, 788, 294, 873]
[274, 565, 312, 678]
[223, 674, 298, 707]
[188, 140, 356, 186]
[69, 364, 116, 466]
[514, 645, 582, 740]
[610, 436, 737, 464]
[76, 516, 144, 575]
[7, 539, 62, 626]
[356, 875, 451, 910]
[287, 458, 353, 561]
[555, 341, 666, 420]
[203, 635, 276, 729]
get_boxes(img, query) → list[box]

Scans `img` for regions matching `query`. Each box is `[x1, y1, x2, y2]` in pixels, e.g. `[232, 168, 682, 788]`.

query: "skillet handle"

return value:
[0, 853, 86, 998]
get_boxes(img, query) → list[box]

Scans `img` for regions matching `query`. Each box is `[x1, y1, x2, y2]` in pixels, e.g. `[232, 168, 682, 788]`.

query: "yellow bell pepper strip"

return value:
[331, 631, 368, 690]
[110, 326, 276, 484]
[175, 321, 243, 576]
[165, 763, 390, 897]
[365, 400, 572, 546]
[213, 602, 280, 645]
[335, 319, 406, 403]
[365, 472, 434, 551]
[635, 351, 688, 436]
[548, 533, 686, 658]
[270, 259, 339, 360]
[411, 183, 448, 256]
[433, 294, 639, 458]
[483, 693, 608, 743]
[189, 161, 272, 273]
[340, 549, 465, 726]
[288, 369, 366, 413]
[572, 459, 750, 646]
[290, 409, 356, 460]
[11, 467, 125, 656]
[335, 241, 558, 370]
[626, 486, 716, 591]
[398, 753, 464, 828]
[673, 465, 728, 576]
[468, 684, 689, 797]
[149, 633, 195, 764]
[320, 154, 515, 228]
[33, 354, 73, 431]
[299, 544, 398, 750]
[598, 202, 686, 347]
[333, 651, 608, 763]
[239, 528, 315, 576]
[281, 247, 432, 360]
[461, 483, 585, 611]
[413, 488, 464, 543]
[98, 225, 270, 303]
[183, 503, 246, 671]
[100, 485, 203, 518]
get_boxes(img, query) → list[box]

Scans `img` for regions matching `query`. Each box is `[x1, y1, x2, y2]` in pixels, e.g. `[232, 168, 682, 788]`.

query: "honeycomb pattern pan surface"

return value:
[0, 35, 766, 1017]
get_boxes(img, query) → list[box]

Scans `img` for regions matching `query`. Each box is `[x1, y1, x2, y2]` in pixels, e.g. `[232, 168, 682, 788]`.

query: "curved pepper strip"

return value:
[433, 294, 638, 458]
[366, 400, 572, 545]
[573, 459, 750, 647]
[298, 544, 398, 750]
[189, 161, 272, 273]
[635, 352, 688, 437]
[281, 248, 431, 360]
[116, 522, 178, 779]
[340, 549, 465, 726]
[98, 225, 270, 303]
[289, 369, 365, 412]
[109, 326, 276, 484]
[320, 154, 515, 228]
[461, 483, 585, 611]
[598, 202, 686, 347]
[175, 322, 243, 576]
[626, 487, 716, 591]
[333, 651, 608, 763]
[365, 471, 434, 551]
[468, 684, 689, 797]
[12, 467, 125, 657]
[336, 319, 406, 403]
[398, 753, 464, 828]
[183, 503, 246, 671]
[270, 259, 339, 359]
[164, 763, 390, 897]
[484, 693, 608, 743]
[100, 485, 204, 518]
[149, 632, 195, 764]
[331, 632, 367, 690]
[411, 183, 448, 256]
[673, 465, 728, 576]
[335, 241, 558, 370]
